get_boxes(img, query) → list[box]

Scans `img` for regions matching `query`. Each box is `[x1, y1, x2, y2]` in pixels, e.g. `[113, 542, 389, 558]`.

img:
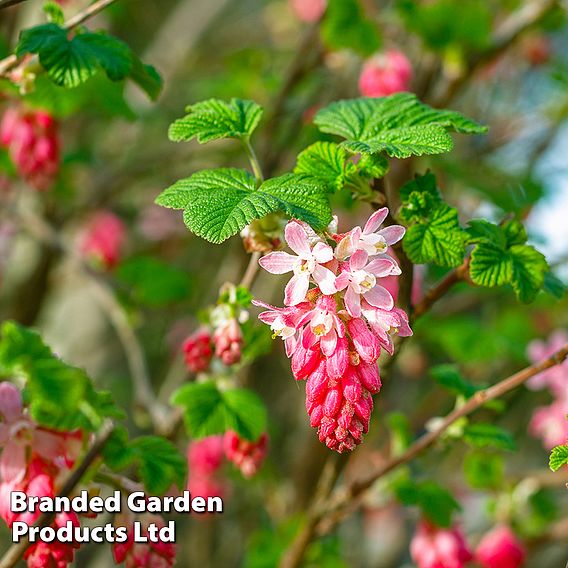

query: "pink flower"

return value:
[289, 0, 327, 22]
[252, 299, 311, 357]
[0, 107, 60, 191]
[335, 250, 399, 317]
[187, 474, 226, 501]
[476, 525, 526, 568]
[410, 521, 473, 568]
[358, 50, 413, 97]
[187, 436, 224, 475]
[183, 329, 213, 373]
[79, 211, 126, 270]
[297, 295, 345, 356]
[259, 221, 336, 306]
[336, 208, 405, 260]
[224, 431, 268, 478]
[529, 399, 568, 449]
[113, 514, 176, 568]
[361, 302, 413, 356]
[526, 330, 568, 398]
[213, 318, 243, 366]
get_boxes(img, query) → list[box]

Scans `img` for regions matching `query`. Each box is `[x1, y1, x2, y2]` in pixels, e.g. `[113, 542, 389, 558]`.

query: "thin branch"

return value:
[0, 0, 119, 77]
[0, 0, 28, 10]
[282, 344, 568, 567]
[16, 205, 168, 427]
[0, 421, 115, 568]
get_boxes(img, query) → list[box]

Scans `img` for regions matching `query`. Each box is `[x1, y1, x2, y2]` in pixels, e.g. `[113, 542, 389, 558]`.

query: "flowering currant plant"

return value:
[0, 0, 567, 567]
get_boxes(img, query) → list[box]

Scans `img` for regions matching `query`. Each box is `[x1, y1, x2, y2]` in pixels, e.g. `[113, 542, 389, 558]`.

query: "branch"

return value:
[0, 0, 119, 77]
[0, 0, 28, 10]
[281, 345, 568, 567]
[0, 421, 115, 568]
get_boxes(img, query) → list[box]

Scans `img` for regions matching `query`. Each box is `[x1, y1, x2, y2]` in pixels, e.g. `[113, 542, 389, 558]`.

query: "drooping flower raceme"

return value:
[255, 210, 411, 452]
[224, 431, 268, 478]
[475, 525, 526, 568]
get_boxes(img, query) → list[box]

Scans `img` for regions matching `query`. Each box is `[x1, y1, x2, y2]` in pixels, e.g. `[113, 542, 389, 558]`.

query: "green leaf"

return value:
[129, 436, 188, 494]
[156, 168, 330, 243]
[393, 479, 460, 527]
[169, 98, 263, 144]
[463, 452, 504, 489]
[294, 142, 354, 193]
[17, 25, 133, 88]
[463, 423, 516, 451]
[116, 257, 192, 307]
[129, 56, 162, 101]
[403, 204, 466, 267]
[509, 245, 548, 303]
[543, 271, 566, 299]
[469, 241, 511, 287]
[549, 444, 568, 472]
[0, 321, 120, 431]
[430, 364, 478, 398]
[387, 412, 412, 455]
[43, 1, 65, 25]
[321, 0, 381, 56]
[171, 381, 267, 441]
[314, 94, 487, 159]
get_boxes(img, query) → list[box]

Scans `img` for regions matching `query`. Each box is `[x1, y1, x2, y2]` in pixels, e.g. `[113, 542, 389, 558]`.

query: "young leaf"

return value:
[430, 364, 478, 398]
[43, 1, 65, 25]
[464, 452, 504, 489]
[169, 98, 263, 144]
[549, 444, 568, 472]
[314, 94, 487, 159]
[0, 321, 120, 431]
[129, 57, 162, 101]
[463, 423, 517, 451]
[156, 168, 331, 243]
[509, 245, 548, 304]
[403, 204, 466, 267]
[17, 25, 133, 88]
[171, 381, 267, 441]
[469, 241, 512, 287]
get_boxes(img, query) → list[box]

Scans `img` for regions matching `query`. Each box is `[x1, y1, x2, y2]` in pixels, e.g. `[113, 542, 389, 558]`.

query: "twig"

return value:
[0, 421, 115, 568]
[0, 0, 28, 10]
[0, 0, 119, 77]
[281, 344, 568, 567]
[240, 252, 261, 290]
[412, 257, 470, 320]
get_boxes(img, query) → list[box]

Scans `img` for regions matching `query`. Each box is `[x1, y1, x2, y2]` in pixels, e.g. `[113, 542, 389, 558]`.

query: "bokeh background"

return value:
[0, 0, 567, 566]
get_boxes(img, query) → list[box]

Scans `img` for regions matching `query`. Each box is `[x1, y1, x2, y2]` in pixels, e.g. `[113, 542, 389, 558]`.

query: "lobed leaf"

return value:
[549, 444, 568, 472]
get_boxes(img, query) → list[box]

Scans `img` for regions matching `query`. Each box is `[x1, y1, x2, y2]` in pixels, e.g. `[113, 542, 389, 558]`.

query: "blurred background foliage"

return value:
[0, 0, 567, 566]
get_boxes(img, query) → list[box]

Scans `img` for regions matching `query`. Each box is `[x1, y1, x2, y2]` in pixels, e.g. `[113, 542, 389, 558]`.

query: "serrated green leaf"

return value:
[0, 321, 120, 431]
[156, 168, 330, 243]
[400, 171, 441, 203]
[403, 205, 466, 267]
[321, 0, 381, 56]
[466, 219, 507, 247]
[430, 364, 478, 398]
[129, 436, 187, 494]
[463, 423, 517, 451]
[171, 381, 267, 441]
[169, 98, 263, 144]
[549, 445, 568, 472]
[314, 94, 487, 159]
[502, 219, 527, 247]
[17, 25, 133, 88]
[294, 142, 353, 193]
[509, 245, 548, 303]
[469, 241, 511, 287]
[129, 56, 162, 100]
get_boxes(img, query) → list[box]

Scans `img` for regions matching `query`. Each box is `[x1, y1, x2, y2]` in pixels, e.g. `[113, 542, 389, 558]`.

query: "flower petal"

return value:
[0, 439, 26, 484]
[335, 233, 355, 261]
[378, 225, 405, 245]
[344, 286, 361, 317]
[364, 284, 394, 310]
[285, 221, 311, 257]
[365, 258, 397, 277]
[312, 242, 334, 264]
[284, 273, 310, 306]
[259, 251, 297, 274]
[313, 265, 337, 295]
[363, 208, 388, 234]
[320, 328, 338, 357]
[350, 249, 369, 271]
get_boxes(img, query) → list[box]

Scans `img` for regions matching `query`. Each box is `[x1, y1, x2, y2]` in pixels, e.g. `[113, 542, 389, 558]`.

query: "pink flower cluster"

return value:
[182, 321, 244, 373]
[113, 512, 176, 568]
[289, 0, 327, 23]
[410, 521, 525, 568]
[0, 383, 83, 568]
[187, 431, 268, 498]
[527, 330, 568, 449]
[359, 50, 413, 98]
[79, 211, 126, 270]
[255, 210, 411, 452]
[0, 107, 60, 191]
